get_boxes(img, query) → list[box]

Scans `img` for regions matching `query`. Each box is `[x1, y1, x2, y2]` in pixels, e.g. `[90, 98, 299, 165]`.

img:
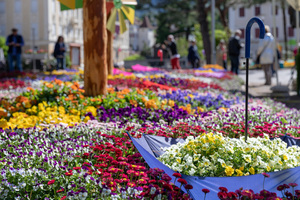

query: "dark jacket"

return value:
[6, 34, 24, 54]
[188, 45, 200, 62]
[54, 43, 66, 58]
[168, 42, 178, 56]
[228, 36, 242, 57]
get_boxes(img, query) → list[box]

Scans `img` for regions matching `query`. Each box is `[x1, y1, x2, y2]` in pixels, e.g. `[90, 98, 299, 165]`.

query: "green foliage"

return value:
[215, 29, 229, 46]
[0, 36, 8, 58]
[140, 45, 152, 57]
[176, 38, 189, 57]
[124, 54, 146, 61]
[65, 54, 71, 67]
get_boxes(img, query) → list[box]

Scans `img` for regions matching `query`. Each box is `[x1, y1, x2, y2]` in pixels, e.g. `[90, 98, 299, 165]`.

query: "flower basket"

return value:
[129, 133, 300, 199]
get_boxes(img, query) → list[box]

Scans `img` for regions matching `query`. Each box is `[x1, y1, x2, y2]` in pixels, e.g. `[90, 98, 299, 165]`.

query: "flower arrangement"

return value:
[159, 133, 300, 177]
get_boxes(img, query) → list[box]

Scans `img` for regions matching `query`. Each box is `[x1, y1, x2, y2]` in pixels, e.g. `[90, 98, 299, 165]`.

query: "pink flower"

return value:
[47, 180, 55, 185]
[289, 183, 298, 187]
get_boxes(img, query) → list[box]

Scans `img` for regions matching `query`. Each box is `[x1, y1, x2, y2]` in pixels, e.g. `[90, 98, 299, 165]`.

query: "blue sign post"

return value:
[245, 17, 265, 142]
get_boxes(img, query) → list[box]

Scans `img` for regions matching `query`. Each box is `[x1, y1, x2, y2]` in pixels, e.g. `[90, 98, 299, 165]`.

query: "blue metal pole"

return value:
[245, 17, 265, 142]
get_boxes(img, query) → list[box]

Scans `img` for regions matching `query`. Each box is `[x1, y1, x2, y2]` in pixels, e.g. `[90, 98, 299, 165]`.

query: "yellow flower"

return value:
[235, 169, 243, 176]
[278, 160, 283, 165]
[176, 158, 181, 164]
[266, 165, 271, 172]
[283, 155, 288, 161]
[85, 106, 97, 117]
[84, 116, 91, 123]
[225, 166, 234, 176]
[239, 166, 244, 171]
[249, 167, 255, 175]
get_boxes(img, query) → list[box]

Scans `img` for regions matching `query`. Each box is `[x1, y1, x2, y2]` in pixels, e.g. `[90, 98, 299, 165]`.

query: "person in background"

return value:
[54, 36, 66, 70]
[188, 39, 200, 69]
[216, 39, 227, 70]
[228, 29, 243, 74]
[6, 28, 24, 72]
[257, 25, 275, 85]
[164, 35, 181, 70]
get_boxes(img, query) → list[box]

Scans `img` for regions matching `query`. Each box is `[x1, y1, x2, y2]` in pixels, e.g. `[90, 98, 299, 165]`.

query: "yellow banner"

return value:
[118, 9, 127, 34]
[121, 5, 135, 25]
[58, 0, 76, 9]
[107, 8, 117, 33]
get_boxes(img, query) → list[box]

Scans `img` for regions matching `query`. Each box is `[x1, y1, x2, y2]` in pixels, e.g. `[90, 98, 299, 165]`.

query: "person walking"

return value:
[164, 35, 181, 70]
[5, 28, 24, 72]
[228, 30, 243, 74]
[54, 36, 66, 70]
[216, 39, 227, 70]
[256, 25, 275, 85]
[188, 39, 200, 69]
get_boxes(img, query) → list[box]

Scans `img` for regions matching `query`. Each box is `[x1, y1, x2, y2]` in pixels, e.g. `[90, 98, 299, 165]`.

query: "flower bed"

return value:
[1, 68, 300, 199]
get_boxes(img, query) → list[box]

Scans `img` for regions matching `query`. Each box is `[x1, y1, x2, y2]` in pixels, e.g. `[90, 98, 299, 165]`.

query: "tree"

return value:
[197, 0, 211, 64]
[83, 0, 107, 96]
[155, 0, 198, 43]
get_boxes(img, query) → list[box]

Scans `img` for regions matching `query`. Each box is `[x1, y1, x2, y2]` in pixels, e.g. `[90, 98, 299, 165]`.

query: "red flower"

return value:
[47, 180, 55, 185]
[218, 192, 228, 199]
[73, 167, 81, 170]
[262, 172, 270, 178]
[61, 196, 67, 200]
[177, 178, 187, 185]
[184, 184, 193, 190]
[173, 173, 182, 178]
[219, 187, 228, 192]
[163, 183, 174, 191]
[202, 188, 210, 194]
[65, 170, 73, 176]
[57, 188, 64, 193]
[277, 185, 285, 191]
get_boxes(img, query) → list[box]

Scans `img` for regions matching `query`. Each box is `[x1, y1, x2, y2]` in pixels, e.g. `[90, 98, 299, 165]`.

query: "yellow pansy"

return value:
[249, 167, 255, 175]
[225, 166, 234, 176]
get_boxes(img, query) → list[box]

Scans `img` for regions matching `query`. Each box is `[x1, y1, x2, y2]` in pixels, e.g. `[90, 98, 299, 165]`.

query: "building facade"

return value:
[0, 0, 131, 65]
[229, 2, 297, 58]
[0, 0, 83, 59]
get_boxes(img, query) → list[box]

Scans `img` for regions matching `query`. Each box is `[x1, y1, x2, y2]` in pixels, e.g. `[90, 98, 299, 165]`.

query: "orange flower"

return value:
[107, 88, 115, 94]
[27, 87, 35, 92]
[54, 79, 63, 85]
[46, 83, 54, 88]
[71, 85, 78, 90]
[0, 111, 7, 117]
[79, 95, 84, 99]
[83, 103, 87, 106]
[117, 95, 124, 99]
[130, 100, 137, 107]
[91, 99, 96, 102]
[78, 89, 85, 93]
[137, 89, 145, 95]
[114, 99, 119, 102]
[72, 101, 78, 104]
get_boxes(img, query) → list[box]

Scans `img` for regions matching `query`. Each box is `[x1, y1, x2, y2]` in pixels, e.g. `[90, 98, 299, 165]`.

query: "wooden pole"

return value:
[107, 30, 114, 75]
[83, 0, 107, 96]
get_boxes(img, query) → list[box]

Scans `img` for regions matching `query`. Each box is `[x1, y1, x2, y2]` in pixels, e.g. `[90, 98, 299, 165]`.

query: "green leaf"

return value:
[281, 118, 288, 124]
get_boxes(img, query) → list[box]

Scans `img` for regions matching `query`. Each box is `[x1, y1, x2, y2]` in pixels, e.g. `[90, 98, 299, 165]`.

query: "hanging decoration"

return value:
[57, 0, 136, 34]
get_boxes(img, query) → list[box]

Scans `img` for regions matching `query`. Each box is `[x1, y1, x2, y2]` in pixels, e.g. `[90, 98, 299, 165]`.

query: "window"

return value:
[240, 28, 245, 39]
[288, 27, 294, 37]
[0, 25, 5, 36]
[255, 6, 260, 16]
[271, 5, 278, 15]
[31, 0, 38, 13]
[0, 1, 6, 13]
[15, 0, 21, 13]
[255, 28, 260, 38]
[239, 7, 245, 17]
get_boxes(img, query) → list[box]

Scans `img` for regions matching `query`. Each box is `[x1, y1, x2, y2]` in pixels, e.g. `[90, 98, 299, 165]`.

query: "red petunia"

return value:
[47, 180, 55, 185]
[262, 172, 270, 178]
[61, 196, 67, 200]
[172, 173, 182, 178]
[219, 187, 228, 192]
[177, 178, 187, 185]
